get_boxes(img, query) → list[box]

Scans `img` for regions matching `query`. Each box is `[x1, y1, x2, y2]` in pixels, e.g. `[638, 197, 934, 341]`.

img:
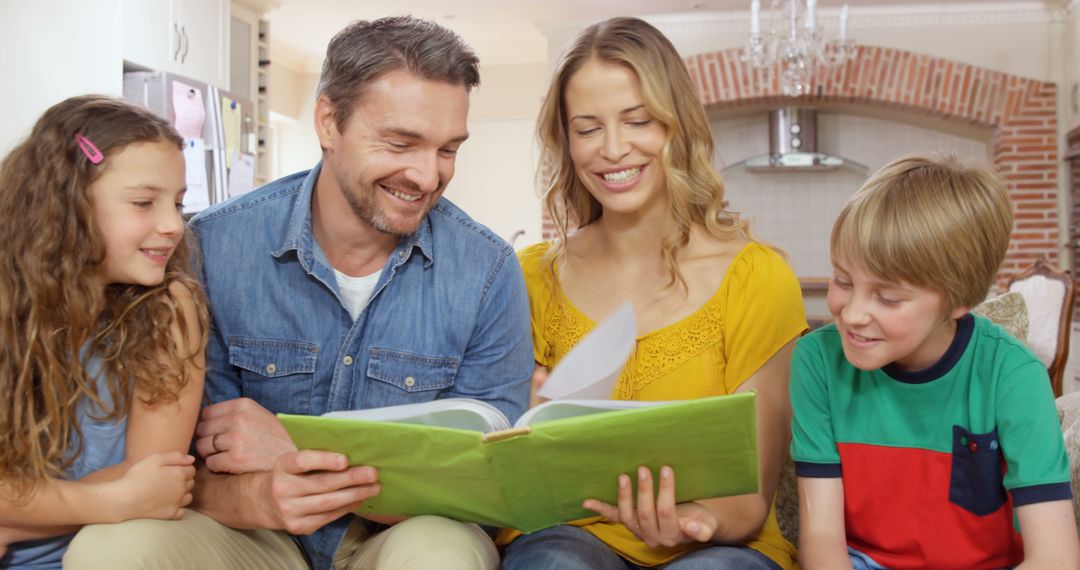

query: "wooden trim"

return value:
[1007, 258, 1075, 397]
[800, 278, 831, 292]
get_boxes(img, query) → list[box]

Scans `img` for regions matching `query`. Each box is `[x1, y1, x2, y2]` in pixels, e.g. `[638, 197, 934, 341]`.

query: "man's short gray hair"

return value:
[316, 16, 481, 129]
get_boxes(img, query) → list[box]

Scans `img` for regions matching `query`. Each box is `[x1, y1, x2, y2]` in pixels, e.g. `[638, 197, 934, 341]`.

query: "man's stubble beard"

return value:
[343, 178, 436, 237]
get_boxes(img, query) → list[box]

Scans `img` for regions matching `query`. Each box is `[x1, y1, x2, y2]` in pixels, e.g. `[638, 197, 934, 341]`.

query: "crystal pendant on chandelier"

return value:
[742, 0, 857, 97]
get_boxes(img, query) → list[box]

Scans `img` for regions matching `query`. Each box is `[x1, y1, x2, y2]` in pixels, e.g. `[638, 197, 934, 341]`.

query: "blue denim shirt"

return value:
[189, 163, 533, 570]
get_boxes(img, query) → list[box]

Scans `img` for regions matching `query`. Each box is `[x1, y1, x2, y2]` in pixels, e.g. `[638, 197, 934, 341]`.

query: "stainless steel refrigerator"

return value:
[122, 70, 256, 213]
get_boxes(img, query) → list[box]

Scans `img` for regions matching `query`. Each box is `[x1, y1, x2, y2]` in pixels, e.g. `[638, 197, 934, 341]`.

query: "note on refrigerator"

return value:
[537, 302, 637, 400]
[182, 138, 211, 213]
[228, 151, 256, 197]
[221, 97, 242, 169]
[172, 82, 205, 140]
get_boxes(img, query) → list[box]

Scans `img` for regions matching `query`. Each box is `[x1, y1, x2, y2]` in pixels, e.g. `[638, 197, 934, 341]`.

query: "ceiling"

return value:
[265, 0, 1066, 70]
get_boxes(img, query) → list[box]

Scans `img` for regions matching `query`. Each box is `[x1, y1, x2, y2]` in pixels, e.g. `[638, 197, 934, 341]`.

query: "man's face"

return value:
[317, 70, 470, 236]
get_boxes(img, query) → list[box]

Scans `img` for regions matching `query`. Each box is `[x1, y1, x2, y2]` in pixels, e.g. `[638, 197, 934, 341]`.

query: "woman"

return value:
[499, 17, 805, 570]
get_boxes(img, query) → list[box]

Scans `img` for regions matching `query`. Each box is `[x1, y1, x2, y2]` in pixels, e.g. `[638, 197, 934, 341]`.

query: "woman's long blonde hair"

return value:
[0, 95, 209, 496]
[538, 17, 750, 289]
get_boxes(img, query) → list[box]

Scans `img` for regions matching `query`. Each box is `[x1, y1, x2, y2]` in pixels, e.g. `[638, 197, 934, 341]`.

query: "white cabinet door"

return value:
[122, 0, 229, 88]
[122, 0, 173, 74]
[173, 0, 229, 88]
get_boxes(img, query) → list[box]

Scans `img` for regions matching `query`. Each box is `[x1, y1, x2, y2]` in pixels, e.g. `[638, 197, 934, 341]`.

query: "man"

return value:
[64, 16, 532, 570]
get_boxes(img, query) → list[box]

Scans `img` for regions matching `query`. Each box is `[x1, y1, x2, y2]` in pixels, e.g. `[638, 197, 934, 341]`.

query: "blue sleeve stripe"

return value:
[1011, 482, 1073, 506]
[794, 461, 842, 478]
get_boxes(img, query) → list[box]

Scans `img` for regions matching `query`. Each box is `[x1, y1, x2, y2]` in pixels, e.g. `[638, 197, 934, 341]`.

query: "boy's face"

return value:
[827, 258, 969, 372]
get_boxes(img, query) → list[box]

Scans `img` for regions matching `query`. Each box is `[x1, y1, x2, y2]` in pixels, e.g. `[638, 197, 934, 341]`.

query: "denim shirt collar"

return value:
[271, 161, 435, 271]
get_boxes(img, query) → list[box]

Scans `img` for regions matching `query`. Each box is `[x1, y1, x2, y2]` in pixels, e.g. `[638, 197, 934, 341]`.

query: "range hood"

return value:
[734, 108, 863, 172]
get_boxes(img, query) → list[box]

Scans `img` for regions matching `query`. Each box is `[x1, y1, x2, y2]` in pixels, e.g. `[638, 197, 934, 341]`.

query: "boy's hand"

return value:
[116, 451, 195, 521]
[583, 465, 718, 547]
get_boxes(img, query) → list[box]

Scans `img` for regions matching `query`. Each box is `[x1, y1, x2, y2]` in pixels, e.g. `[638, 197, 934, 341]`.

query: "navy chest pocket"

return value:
[364, 348, 460, 408]
[949, 425, 1007, 516]
[228, 337, 318, 415]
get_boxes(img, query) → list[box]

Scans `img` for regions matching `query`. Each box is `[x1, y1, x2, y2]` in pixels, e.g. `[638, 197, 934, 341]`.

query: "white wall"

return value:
[448, 118, 543, 247]
[271, 70, 320, 178]
[0, 1, 124, 155]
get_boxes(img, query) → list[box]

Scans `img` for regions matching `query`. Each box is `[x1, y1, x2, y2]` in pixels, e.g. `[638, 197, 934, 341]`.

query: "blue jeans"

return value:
[500, 525, 781, 570]
[849, 547, 889, 569]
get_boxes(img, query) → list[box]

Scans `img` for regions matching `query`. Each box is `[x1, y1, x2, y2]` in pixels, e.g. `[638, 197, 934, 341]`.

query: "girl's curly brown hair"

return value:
[0, 95, 209, 497]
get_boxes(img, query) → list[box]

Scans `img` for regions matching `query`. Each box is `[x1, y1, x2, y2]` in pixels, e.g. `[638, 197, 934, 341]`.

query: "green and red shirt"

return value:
[791, 314, 1071, 570]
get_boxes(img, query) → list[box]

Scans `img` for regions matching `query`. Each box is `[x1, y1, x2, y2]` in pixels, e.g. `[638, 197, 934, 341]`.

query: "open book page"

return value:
[322, 398, 511, 433]
[536, 301, 636, 400]
[514, 399, 676, 427]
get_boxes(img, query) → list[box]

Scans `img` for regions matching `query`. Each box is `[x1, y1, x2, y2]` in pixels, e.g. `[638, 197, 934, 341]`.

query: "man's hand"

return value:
[195, 397, 297, 473]
[262, 450, 381, 535]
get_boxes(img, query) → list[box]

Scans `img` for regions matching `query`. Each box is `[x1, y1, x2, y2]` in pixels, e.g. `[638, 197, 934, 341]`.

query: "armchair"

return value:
[1006, 258, 1075, 397]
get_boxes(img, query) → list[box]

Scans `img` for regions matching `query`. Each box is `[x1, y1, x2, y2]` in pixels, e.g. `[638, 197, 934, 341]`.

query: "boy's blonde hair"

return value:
[831, 155, 1013, 313]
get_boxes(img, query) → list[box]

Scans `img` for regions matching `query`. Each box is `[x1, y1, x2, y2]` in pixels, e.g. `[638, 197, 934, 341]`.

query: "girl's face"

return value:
[89, 140, 186, 288]
[563, 59, 668, 218]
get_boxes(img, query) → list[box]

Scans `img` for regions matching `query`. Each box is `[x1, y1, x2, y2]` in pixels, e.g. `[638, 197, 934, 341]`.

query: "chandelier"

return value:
[742, 0, 856, 97]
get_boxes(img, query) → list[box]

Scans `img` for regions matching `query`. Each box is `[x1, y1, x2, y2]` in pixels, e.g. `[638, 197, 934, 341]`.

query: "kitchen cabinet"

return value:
[122, 0, 230, 89]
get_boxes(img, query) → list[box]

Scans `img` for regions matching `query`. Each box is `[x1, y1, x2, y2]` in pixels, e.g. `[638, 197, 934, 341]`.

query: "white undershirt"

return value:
[334, 268, 382, 321]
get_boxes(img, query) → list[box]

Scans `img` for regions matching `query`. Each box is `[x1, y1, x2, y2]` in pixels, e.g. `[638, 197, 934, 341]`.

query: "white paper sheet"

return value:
[537, 302, 637, 400]
[181, 138, 210, 213]
[172, 82, 205, 140]
[227, 151, 256, 197]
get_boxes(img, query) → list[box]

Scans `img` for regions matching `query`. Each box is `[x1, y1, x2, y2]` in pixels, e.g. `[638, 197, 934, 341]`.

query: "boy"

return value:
[791, 155, 1079, 569]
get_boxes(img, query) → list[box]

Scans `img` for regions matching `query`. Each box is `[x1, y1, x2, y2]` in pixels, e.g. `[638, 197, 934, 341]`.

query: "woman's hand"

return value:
[530, 366, 550, 408]
[113, 451, 195, 522]
[583, 465, 718, 548]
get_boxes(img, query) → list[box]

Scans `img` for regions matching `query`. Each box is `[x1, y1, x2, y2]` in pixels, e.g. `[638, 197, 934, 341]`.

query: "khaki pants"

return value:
[63, 510, 498, 570]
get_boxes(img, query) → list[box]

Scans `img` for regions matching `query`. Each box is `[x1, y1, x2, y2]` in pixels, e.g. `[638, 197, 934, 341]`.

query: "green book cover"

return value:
[280, 391, 758, 533]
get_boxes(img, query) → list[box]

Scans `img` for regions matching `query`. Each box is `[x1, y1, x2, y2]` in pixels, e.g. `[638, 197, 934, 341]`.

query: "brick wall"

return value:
[683, 46, 1060, 285]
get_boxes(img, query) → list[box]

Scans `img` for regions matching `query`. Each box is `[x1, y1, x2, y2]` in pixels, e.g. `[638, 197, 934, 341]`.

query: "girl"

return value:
[0, 95, 209, 568]
[500, 18, 805, 570]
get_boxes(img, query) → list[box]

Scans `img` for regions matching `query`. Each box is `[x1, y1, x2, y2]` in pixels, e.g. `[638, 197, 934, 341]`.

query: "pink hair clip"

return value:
[74, 133, 103, 164]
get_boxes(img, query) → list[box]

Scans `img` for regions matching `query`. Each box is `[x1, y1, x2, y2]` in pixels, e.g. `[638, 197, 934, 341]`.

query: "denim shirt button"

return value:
[265, 363, 277, 374]
[342, 355, 354, 366]
[398, 251, 406, 258]
[404, 376, 416, 387]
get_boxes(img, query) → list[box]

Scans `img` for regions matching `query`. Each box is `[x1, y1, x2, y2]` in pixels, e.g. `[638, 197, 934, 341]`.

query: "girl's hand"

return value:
[115, 451, 195, 522]
[583, 465, 719, 548]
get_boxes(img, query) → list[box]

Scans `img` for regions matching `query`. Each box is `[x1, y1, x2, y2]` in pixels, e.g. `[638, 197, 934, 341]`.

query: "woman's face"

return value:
[563, 59, 668, 218]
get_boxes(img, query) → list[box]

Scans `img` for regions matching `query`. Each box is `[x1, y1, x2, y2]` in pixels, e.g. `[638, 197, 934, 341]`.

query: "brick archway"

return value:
[684, 45, 1060, 278]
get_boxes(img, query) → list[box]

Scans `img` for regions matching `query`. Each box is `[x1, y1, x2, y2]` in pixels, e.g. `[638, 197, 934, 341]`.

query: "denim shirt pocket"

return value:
[229, 337, 318, 415]
[365, 348, 460, 407]
[948, 425, 1008, 516]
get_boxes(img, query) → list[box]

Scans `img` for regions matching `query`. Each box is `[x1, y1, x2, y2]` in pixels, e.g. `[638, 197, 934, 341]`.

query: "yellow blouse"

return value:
[513, 240, 807, 569]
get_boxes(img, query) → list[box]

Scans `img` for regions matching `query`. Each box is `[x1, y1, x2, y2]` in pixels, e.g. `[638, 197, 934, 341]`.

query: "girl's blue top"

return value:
[2, 354, 127, 569]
